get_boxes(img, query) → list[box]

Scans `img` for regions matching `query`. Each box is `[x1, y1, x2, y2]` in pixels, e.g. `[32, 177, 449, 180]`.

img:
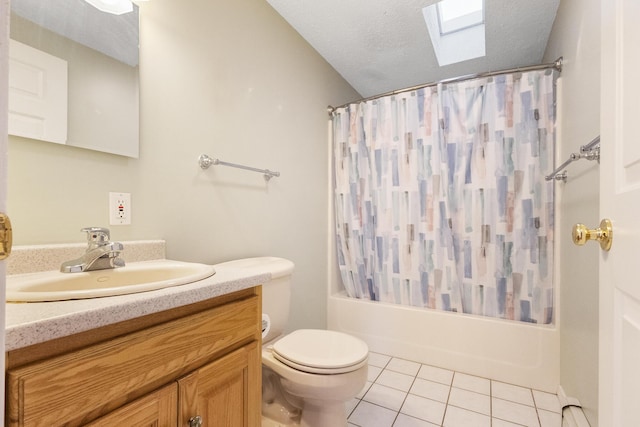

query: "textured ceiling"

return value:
[267, 0, 560, 98]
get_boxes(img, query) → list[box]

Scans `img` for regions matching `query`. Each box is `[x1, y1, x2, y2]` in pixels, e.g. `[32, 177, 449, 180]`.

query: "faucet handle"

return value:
[81, 227, 111, 248]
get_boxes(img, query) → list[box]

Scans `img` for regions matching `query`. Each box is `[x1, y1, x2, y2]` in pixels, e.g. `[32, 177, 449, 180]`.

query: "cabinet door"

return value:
[85, 383, 177, 427]
[178, 342, 261, 427]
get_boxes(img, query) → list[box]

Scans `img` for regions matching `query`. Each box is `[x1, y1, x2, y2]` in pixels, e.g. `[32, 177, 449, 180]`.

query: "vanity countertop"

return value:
[5, 266, 269, 351]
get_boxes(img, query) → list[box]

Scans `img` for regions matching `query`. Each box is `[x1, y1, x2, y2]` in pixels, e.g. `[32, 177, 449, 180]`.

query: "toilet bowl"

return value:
[263, 329, 368, 426]
[212, 257, 369, 427]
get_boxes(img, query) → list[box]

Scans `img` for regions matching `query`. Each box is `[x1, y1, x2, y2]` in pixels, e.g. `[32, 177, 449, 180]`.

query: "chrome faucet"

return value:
[60, 227, 125, 273]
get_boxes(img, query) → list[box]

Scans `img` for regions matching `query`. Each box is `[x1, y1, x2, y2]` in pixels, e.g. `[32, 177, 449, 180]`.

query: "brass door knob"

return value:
[572, 218, 613, 251]
[0, 213, 12, 260]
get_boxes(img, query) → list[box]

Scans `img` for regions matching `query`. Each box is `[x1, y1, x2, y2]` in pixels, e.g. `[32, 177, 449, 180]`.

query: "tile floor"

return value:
[347, 352, 562, 427]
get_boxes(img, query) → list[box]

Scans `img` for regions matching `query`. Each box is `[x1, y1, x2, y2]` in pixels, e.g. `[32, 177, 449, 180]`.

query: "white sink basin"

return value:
[6, 260, 216, 302]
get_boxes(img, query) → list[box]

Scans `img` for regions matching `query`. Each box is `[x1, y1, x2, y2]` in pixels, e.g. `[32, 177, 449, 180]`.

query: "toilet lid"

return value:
[272, 329, 368, 374]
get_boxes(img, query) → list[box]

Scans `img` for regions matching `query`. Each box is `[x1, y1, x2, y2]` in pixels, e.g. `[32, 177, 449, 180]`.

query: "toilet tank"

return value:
[212, 257, 294, 343]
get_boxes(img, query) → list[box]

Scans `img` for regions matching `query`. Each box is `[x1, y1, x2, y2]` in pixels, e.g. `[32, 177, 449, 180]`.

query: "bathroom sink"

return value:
[6, 260, 216, 302]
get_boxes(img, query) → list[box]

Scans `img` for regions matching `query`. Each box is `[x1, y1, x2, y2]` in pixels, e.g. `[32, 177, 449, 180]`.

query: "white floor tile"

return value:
[409, 378, 451, 403]
[493, 397, 540, 427]
[538, 408, 562, 427]
[357, 381, 372, 399]
[417, 364, 454, 386]
[443, 405, 491, 427]
[532, 390, 562, 413]
[369, 352, 393, 368]
[452, 372, 491, 395]
[387, 357, 421, 376]
[393, 413, 439, 427]
[492, 381, 535, 406]
[492, 418, 527, 427]
[368, 365, 384, 382]
[349, 400, 398, 427]
[346, 398, 360, 417]
[376, 369, 416, 392]
[400, 394, 446, 425]
[364, 383, 408, 412]
[448, 387, 490, 416]
[344, 352, 561, 427]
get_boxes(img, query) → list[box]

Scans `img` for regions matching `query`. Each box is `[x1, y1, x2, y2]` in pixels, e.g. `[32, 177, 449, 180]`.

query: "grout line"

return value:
[348, 353, 557, 427]
[390, 361, 419, 427]
[347, 398, 361, 419]
[440, 378, 454, 426]
[489, 377, 493, 420]
[531, 387, 542, 427]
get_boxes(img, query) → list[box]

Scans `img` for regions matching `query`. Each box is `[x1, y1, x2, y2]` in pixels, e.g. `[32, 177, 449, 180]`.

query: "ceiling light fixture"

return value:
[84, 0, 133, 15]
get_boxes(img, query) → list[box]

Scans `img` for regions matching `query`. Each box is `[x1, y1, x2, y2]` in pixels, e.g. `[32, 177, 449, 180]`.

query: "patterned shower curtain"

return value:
[333, 69, 556, 324]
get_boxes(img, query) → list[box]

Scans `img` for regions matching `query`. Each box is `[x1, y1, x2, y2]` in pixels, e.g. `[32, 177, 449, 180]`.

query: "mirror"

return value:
[9, 0, 140, 158]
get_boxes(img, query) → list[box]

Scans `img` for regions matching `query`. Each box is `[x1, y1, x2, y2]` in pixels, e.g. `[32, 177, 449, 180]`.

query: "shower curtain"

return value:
[333, 69, 556, 324]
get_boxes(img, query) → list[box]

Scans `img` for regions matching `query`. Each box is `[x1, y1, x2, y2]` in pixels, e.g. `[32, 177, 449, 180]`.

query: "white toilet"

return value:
[213, 257, 368, 427]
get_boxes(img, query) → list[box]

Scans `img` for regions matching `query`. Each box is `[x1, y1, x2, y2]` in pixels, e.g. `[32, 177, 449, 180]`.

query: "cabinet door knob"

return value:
[189, 415, 203, 427]
[572, 218, 613, 251]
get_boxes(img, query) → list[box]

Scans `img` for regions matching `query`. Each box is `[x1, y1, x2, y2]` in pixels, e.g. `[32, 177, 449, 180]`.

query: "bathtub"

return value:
[325, 124, 560, 394]
[327, 291, 560, 393]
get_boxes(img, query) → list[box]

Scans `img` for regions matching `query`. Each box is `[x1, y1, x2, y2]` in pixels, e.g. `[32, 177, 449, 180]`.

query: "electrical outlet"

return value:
[109, 192, 131, 225]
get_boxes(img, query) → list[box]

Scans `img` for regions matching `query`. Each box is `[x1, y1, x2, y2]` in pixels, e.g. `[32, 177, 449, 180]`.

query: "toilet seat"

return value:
[272, 329, 368, 374]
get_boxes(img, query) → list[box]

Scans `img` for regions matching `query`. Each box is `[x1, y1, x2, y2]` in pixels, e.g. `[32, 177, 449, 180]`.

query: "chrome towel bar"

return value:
[198, 154, 280, 181]
[545, 136, 600, 182]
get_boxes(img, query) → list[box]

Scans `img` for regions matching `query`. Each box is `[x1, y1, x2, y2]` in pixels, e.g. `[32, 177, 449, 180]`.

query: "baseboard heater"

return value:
[558, 386, 591, 427]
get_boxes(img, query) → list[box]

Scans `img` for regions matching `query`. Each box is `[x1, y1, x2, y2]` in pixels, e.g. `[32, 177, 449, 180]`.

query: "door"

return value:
[1, 1, 11, 426]
[600, 0, 640, 425]
[178, 342, 261, 427]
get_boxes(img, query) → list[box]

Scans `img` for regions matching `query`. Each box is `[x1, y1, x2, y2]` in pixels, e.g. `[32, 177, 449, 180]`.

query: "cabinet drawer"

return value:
[7, 294, 260, 427]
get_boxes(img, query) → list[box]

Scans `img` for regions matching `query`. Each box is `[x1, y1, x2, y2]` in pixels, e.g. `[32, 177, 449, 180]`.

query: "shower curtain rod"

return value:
[327, 57, 563, 114]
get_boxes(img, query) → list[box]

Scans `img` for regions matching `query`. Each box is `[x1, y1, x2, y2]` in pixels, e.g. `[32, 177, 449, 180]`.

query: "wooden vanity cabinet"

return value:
[5, 287, 262, 427]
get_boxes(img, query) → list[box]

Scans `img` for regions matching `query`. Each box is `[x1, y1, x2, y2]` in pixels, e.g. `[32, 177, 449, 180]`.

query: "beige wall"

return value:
[544, 0, 600, 424]
[7, 0, 359, 330]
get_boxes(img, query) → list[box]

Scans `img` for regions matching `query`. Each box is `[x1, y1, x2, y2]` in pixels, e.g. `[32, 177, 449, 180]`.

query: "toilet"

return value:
[213, 257, 368, 427]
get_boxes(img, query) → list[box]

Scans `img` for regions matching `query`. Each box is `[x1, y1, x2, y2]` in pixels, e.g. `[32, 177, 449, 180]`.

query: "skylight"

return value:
[437, 0, 484, 35]
[423, 0, 486, 66]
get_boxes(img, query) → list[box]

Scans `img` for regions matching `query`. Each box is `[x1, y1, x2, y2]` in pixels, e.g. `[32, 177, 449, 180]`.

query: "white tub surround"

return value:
[5, 241, 269, 351]
[328, 292, 560, 393]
